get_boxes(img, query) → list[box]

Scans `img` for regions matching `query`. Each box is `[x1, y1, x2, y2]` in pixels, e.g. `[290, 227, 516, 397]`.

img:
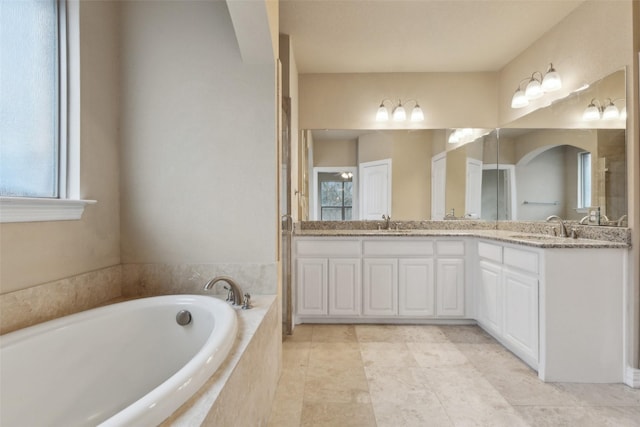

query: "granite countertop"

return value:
[294, 228, 629, 249]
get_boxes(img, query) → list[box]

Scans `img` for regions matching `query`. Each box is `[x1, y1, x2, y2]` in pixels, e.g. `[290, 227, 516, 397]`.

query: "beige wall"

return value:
[299, 72, 498, 130]
[119, 0, 277, 264]
[358, 131, 432, 220]
[0, 1, 121, 294]
[313, 139, 357, 167]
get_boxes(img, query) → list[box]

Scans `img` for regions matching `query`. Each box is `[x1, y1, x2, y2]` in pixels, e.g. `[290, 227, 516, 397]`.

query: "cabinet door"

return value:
[363, 258, 398, 316]
[296, 258, 328, 316]
[477, 260, 502, 335]
[328, 258, 362, 316]
[398, 258, 435, 316]
[436, 258, 465, 316]
[503, 269, 538, 364]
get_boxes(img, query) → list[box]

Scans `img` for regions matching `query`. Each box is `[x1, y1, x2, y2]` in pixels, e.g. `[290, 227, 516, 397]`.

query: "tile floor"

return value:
[267, 324, 640, 427]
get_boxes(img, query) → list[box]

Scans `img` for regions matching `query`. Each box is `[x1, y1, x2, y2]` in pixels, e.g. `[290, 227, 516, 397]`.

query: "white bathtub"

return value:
[0, 294, 238, 427]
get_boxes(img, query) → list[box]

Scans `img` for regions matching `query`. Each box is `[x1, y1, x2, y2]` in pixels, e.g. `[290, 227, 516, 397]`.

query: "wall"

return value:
[0, 1, 121, 295]
[313, 139, 357, 167]
[119, 1, 277, 270]
[299, 72, 498, 130]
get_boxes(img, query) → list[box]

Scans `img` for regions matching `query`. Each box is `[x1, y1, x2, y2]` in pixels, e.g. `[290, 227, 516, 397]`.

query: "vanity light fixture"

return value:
[376, 99, 424, 122]
[340, 172, 353, 179]
[448, 128, 474, 144]
[582, 98, 627, 121]
[511, 63, 562, 109]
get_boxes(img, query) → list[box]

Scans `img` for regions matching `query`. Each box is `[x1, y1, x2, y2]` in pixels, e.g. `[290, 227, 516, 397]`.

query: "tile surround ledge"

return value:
[0, 265, 122, 335]
[296, 221, 630, 248]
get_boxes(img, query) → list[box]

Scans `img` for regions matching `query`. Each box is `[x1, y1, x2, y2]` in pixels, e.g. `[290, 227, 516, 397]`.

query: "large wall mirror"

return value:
[299, 69, 627, 227]
[498, 68, 627, 226]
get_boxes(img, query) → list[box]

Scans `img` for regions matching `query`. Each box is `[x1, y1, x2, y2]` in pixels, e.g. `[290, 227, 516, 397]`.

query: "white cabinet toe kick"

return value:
[293, 236, 627, 384]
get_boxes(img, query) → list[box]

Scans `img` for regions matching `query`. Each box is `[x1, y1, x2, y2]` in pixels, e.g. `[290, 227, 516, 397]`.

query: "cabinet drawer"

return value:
[437, 240, 465, 256]
[296, 240, 361, 256]
[504, 247, 539, 274]
[478, 241, 502, 263]
[363, 240, 434, 256]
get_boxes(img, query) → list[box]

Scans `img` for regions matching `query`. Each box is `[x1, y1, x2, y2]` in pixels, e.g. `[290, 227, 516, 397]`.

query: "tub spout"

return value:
[204, 276, 243, 306]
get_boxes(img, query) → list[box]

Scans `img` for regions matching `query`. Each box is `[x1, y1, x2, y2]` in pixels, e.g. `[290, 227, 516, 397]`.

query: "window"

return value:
[0, 1, 92, 222]
[577, 151, 592, 209]
[318, 172, 353, 221]
[1, 0, 61, 197]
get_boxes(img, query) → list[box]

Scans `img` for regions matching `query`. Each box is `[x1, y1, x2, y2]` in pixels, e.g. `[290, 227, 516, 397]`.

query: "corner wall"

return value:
[119, 1, 277, 271]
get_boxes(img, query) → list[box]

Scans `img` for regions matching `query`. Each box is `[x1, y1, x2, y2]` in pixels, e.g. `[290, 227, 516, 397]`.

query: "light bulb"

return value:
[376, 104, 389, 122]
[448, 130, 460, 144]
[525, 78, 543, 99]
[541, 64, 562, 92]
[462, 128, 473, 136]
[511, 88, 529, 108]
[392, 104, 406, 121]
[602, 102, 620, 120]
[582, 102, 601, 121]
[410, 105, 424, 122]
[620, 106, 627, 120]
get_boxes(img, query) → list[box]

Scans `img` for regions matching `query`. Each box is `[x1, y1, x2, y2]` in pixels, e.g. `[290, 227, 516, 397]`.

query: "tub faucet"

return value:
[617, 215, 628, 227]
[546, 215, 568, 237]
[203, 276, 243, 306]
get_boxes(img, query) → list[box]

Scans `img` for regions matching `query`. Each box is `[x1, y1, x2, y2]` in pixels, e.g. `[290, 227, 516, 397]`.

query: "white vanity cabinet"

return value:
[476, 241, 539, 369]
[295, 239, 362, 317]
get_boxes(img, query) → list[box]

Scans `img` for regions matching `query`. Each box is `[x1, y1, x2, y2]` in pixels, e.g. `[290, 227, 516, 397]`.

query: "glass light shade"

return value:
[448, 130, 460, 144]
[511, 88, 529, 108]
[541, 67, 562, 92]
[582, 103, 601, 121]
[410, 105, 424, 122]
[392, 105, 406, 121]
[462, 128, 473, 136]
[620, 106, 627, 120]
[525, 78, 543, 99]
[376, 105, 389, 122]
[602, 103, 620, 120]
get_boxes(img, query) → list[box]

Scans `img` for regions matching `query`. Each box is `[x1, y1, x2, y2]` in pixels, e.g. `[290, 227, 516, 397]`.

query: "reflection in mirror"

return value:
[492, 128, 626, 223]
[303, 129, 496, 221]
[498, 69, 627, 226]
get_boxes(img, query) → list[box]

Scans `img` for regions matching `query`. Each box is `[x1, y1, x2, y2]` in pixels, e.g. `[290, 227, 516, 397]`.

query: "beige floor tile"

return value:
[304, 364, 370, 404]
[455, 342, 532, 374]
[588, 406, 640, 426]
[554, 383, 640, 407]
[407, 342, 470, 368]
[282, 341, 311, 368]
[300, 402, 377, 427]
[311, 324, 358, 342]
[355, 324, 449, 343]
[373, 399, 454, 427]
[359, 342, 418, 368]
[308, 342, 363, 368]
[365, 366, 430, 404]
[514, 406, 608, 427]
[286, 324, 313, 342]
[441, 325, 496, 344]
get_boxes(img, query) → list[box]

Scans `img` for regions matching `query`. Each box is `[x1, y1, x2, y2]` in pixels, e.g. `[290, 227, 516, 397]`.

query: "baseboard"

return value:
[624, 367, 640, 388]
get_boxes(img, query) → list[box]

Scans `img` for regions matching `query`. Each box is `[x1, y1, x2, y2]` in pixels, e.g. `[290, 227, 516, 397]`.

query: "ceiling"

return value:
[279, 0, 585, 74]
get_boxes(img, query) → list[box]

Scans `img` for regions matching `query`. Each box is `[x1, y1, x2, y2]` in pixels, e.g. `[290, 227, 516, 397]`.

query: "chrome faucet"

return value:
[546, 215, 568, 237]
[617, 215, 628, 227]
[203, 276, 243, 306]
[382, 214, 391, 230]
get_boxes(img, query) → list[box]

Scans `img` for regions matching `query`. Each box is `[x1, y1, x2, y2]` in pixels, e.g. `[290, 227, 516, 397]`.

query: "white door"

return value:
[399, 258, 435, 316]
[431, 153, 446, 220]
[503, 269, 539, 365]
[359, 159, 391, 220]
[465, 158, 483, 218]
[477, 260, 502, 335]
[296, 258, 328, 316]
[436, 258, 465, 316]
[363, 258, 398, 316]
[328, 258, 361, 316]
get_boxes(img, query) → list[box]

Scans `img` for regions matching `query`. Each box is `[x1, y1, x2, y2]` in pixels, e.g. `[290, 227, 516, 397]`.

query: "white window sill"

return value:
[0, 197, 97, 223]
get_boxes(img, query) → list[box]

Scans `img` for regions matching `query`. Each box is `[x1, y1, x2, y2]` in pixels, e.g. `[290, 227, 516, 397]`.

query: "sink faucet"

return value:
[546, 215, 568, 237]
[617, 215, 628, 227]
[203, 276, 243, 306]
[382, 214, 391, 230]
